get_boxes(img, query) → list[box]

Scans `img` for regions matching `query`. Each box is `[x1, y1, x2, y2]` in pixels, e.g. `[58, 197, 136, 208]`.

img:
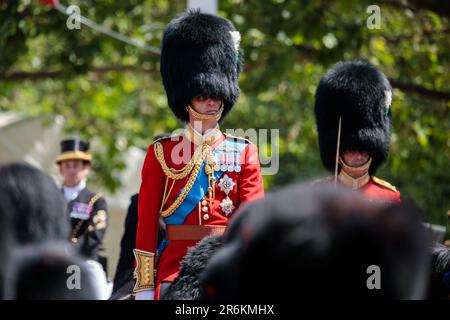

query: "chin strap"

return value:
[186, 104, 224, 121]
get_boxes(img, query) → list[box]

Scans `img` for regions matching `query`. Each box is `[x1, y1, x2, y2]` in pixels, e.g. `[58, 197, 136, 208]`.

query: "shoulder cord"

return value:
[71, 192, 103, 243]
[154, 143, 217, 218]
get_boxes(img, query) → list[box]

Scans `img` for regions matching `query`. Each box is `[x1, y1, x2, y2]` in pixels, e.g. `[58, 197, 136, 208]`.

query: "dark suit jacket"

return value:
[67, 187, 108, 266]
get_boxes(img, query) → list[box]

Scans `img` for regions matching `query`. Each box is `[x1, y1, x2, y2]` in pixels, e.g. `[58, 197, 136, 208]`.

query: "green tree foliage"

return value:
[1, 0, 449, 229]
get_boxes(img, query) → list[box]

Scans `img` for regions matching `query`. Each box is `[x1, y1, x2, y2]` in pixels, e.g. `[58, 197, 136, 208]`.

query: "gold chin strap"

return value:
[338, 157, 372, 190]
[186, 104, 224, 121]
[340, 156, 372, 172]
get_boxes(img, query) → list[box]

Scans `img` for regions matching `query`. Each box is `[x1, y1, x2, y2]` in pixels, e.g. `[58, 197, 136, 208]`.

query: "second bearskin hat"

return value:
[160, 10, 242, 123]
[314, 60, 393, 174]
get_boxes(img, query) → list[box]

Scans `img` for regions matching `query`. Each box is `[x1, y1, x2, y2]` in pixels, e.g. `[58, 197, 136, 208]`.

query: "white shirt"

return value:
[84, 260, 113, 300]
[63, 179, 86, 202]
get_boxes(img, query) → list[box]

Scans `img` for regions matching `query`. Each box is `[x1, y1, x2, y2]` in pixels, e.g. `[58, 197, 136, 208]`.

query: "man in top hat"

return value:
[56, 138, 109, 270]
[133, 10, 264, 300]
[314, 60, 400, 203]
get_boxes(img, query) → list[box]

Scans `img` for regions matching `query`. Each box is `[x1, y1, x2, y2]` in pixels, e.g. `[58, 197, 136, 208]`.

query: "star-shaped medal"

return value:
[218, 174, 235, 195]
[220, 196, 235, 216]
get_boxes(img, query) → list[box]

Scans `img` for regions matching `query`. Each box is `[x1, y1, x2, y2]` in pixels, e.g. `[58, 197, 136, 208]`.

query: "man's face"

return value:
[59, 160, 90, 187]
[341, 150, 370, 167]
[191, 94, 222, 115]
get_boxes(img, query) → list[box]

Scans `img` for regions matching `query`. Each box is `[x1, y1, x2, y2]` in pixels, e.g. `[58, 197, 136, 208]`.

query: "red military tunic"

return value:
[359, 176, 401, 203]
[135, 129, 264, 299]
[314, 173, 401, 204]
[336, 169, 401, 203]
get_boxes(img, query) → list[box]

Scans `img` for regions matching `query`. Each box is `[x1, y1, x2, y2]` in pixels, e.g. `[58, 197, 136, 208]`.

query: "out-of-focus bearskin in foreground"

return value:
[162, 235, 223, 300]
[9, 243, 101, 300]
[428, 243, 450, 299]
[201, 182, 430, 299]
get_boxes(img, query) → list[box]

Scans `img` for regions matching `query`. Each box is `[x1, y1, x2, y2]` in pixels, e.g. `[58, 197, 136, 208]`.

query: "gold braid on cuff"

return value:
[133, 249, 156, 292]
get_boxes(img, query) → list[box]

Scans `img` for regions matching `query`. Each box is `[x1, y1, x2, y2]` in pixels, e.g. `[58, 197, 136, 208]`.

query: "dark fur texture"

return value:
[0, 163, 72, 299]
[11, 243, 100, 300]
[160, 10, 242, 123]
[314, 60, 392, 174]
[0, 163, 70, 245]
[162, 235, 223, 300]
[427, 243, 450, 299]
[201, 182, 430, 299]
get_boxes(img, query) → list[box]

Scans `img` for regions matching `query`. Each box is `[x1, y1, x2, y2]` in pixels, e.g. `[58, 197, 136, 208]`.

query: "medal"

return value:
[220, 196, 235, 216]
[218, 174, 235, 195]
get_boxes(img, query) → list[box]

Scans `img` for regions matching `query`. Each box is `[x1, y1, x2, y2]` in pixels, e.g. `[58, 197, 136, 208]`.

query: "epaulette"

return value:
[224, 133, 252, 144]
[372, 176, 398, 192]
[153, 133, 182, 144]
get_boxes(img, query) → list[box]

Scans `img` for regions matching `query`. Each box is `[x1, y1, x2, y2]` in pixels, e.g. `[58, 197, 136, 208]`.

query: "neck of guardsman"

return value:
[338, 157, 372, 190]
[186, 122, 222, 146]
[190, 119, 218, 133]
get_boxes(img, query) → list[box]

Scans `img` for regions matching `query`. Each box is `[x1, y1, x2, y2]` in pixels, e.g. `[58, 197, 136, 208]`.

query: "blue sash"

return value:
[164, 137, 248, 225]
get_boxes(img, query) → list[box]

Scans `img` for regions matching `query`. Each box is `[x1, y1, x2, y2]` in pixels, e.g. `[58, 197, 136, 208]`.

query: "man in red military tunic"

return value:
[314, 60, 400, 203]
[133, 10, 264, 300]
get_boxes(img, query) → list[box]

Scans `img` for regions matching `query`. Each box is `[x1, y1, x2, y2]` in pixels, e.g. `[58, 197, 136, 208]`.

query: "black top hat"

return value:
[160, 9, 243, 123]
[314, 60, 392, 175]
[55, 138, 92, 164]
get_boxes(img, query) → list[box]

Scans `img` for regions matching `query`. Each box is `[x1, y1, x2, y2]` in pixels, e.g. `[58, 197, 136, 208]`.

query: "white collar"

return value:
[186, 124, 222, 145]
[63, 179, 86, 202]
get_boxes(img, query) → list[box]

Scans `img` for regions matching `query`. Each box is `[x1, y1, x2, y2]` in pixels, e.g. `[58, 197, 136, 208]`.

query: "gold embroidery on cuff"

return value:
[133, 249, 156, 292]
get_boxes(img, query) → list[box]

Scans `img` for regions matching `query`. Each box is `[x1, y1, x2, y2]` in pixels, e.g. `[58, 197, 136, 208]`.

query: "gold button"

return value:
[203, 214, 209, 220]
[202, 206, 208, 212]
[201, 200, 208, 206]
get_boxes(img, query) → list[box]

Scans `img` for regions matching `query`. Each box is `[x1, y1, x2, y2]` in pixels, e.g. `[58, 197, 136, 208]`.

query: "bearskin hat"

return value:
[160, 9, 242, 123]
[314, 60, 393, 174]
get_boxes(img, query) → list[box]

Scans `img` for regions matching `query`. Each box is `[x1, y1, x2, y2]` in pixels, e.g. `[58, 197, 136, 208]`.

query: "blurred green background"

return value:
[1, 0, 449, 231]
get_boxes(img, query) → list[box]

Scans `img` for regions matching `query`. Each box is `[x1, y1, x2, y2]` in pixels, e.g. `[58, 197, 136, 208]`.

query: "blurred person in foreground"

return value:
[201, 182, 430, 299]
[0, 163, 108, 299]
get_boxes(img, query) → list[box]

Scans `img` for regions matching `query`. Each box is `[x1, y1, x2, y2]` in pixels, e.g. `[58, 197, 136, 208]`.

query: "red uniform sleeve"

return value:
[237, 143, 265, 206]
[134, 143, 164, 290]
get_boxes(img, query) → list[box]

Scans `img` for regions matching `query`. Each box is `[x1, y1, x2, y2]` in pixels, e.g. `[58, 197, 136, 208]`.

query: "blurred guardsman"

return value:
[133, 10, 264, 300]
[56, 138, 109, 271]
[314, 60, 400, 203]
